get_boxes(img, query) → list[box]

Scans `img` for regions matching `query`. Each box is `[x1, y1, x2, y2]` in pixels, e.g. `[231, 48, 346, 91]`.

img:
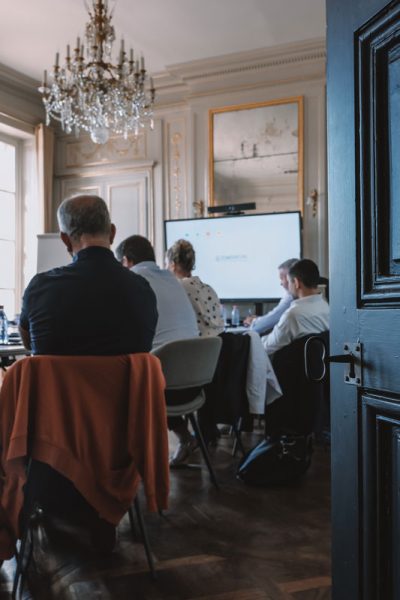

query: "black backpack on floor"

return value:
[236, 434, 313, 486]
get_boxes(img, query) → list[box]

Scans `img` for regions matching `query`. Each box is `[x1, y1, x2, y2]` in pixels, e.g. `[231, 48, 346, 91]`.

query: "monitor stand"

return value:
[254, 302, 263, 316]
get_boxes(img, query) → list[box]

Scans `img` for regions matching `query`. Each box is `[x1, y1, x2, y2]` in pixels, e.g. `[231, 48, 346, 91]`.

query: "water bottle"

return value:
[220, 304, 227, 326]
[0, 305, 8, 344]
[231, 305, 240, 327]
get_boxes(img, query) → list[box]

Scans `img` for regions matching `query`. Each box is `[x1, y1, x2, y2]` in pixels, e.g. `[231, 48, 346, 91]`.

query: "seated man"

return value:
[244, 258, 298, 335]
[262, 258, 329, 356]
[18, 194, 158, 551]
[116, 235, 200, 466]
[20, 196, 157, 355]
[115, 235, 199, 349]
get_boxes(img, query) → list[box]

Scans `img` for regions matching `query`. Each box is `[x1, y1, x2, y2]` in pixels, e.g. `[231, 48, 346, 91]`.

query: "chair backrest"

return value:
[203, 331, 251, 424]
[151, 337, 222, 390]
[268, 332, 329, 437]
[0, 353, 169, 552]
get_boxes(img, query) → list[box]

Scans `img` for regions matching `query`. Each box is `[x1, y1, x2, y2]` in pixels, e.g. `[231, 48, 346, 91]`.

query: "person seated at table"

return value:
[243, 258, 298, 335]
[17, 194, 158, 553]
[115, 235, 200, 466]
[115, 235, 199, 350]
[262, 258, 329, 356]
[19, 196, 157, 356]
[166, 239, 224, 338]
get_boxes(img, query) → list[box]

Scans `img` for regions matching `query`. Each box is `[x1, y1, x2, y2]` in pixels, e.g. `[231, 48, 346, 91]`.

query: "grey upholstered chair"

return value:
[152, 336, 222, 489]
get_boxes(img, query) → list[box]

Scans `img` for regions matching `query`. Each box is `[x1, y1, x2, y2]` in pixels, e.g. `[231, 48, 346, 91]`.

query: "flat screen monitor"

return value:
[164, 211, 302, 301]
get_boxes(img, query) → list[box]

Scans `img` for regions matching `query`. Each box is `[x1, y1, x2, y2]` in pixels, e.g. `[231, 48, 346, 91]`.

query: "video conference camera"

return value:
[207, 202, 256, 216]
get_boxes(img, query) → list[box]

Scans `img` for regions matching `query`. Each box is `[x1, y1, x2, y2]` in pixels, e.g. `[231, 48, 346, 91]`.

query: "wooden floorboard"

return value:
[1, 430, 331, 599]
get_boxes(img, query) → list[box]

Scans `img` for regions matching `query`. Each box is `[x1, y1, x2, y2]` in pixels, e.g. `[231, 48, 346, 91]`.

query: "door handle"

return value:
[328, 343, 362, 386]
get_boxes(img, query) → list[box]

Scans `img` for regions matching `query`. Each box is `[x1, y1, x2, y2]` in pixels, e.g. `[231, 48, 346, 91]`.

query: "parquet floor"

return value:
[0, 429, 331, 599]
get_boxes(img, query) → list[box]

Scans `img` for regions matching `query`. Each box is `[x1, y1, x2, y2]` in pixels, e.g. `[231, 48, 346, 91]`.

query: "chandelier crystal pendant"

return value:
[38, 0, 156, 144]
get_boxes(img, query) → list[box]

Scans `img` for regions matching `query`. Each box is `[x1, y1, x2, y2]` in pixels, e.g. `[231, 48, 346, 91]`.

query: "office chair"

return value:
[152, 336, 222, 490]
[267, 332, 330, 438]
[0, 354, 169, 598]
[304, 331, 331, 442]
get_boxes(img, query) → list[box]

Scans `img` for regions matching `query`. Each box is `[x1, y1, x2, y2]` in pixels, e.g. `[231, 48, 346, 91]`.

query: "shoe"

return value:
[169, 436, 198, 468]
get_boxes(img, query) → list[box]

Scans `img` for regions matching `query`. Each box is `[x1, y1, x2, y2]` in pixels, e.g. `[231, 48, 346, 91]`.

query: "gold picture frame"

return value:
[209, 96, 304, 213]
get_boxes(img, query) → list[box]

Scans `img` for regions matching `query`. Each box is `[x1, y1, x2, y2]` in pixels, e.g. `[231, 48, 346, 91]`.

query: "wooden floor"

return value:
[0, 429, 331, 599]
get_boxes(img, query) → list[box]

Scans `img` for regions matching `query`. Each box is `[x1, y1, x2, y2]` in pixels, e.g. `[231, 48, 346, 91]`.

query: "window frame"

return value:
[0, 132, 23, 317]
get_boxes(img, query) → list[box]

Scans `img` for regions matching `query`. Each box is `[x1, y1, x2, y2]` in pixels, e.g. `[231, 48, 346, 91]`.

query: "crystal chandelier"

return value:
[39, 0, 156, 144]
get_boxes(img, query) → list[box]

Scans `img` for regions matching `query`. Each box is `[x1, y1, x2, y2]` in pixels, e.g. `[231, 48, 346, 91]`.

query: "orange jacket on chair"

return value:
[0, 353, 169, 559]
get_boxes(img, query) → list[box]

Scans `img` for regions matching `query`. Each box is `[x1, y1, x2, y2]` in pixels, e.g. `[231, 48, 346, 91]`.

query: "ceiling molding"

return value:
[0, 38, 326, 119]
[165, 38, 325, 79]
[154, 38, 326, 103]
[0, 62, 43, 125]
[0, 63, 40, 101]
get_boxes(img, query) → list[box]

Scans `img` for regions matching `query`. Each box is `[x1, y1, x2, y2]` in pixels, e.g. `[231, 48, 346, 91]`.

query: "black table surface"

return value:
[0, 344, 29, 357]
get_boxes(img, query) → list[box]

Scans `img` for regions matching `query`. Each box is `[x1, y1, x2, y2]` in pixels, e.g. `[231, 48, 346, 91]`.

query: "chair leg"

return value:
[127, 506, 138, 539]
[12, 458, 36, 599]
[133, 496, 157, 581]
[232, 417, 246, 457]
[188, 413, 219, 490]
[12, 506, 39, 600]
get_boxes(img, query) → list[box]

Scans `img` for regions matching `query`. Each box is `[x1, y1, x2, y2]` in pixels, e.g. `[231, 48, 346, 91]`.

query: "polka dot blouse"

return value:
[180, 276, 224, 337]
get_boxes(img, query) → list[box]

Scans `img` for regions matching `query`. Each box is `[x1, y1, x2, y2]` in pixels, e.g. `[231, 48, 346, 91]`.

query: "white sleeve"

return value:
[261, 310, 295, 356]
[250, 293, 293, 334]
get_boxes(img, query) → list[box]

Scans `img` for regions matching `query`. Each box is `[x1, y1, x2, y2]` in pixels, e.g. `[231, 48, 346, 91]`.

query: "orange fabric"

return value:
[0, 354, 169, 559]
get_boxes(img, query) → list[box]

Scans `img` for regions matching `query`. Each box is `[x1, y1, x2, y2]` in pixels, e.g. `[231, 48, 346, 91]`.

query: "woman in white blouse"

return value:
[167, 239, 224, 337]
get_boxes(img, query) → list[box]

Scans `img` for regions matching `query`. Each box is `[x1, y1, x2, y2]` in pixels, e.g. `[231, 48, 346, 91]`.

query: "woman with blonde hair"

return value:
[167, 239, 224, 337]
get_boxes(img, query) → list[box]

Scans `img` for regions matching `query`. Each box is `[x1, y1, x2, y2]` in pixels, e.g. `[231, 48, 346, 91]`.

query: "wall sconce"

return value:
[307, 189, 318, 218]
[193, 199, 205, 218]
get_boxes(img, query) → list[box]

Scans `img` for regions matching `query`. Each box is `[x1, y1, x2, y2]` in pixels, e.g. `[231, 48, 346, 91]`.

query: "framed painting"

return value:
[209, 96, 303, 213]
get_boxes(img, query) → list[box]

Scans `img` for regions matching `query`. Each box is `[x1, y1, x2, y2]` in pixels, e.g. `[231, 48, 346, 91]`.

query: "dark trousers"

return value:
[23, 461, 97, 523]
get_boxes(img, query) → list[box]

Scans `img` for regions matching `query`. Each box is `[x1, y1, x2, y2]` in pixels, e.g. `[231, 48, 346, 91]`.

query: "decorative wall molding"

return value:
[65, 134, 146, 169]
[55, 131, 148, 176]
[164, 117, 188, 220]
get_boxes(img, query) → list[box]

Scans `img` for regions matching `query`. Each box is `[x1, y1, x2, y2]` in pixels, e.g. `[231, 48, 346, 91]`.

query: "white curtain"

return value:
[35, 123, 54, 233]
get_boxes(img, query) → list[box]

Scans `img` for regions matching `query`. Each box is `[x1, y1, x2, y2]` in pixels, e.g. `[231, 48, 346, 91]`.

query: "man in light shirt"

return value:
[262, 259, 329, 356]
[116, 235, 200, 467]
[244, 258, 298, 335]
[115, 235, 199, 350]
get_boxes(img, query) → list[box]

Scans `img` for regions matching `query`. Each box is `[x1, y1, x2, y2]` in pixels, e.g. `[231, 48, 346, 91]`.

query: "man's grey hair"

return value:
[57, 195, 111, 240]
[278, 258, 299, 271]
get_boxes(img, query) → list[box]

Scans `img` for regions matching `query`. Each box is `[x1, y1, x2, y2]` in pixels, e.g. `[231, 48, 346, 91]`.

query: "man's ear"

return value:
[293, 276, 301, 290]
[123, 256, 134, 269]
[110, 223, 116, 245]
[60, 232, 73, 254]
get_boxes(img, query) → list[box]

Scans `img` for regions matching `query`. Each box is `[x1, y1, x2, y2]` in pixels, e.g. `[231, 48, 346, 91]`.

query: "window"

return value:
[0, 136, 18, 318]
[0, 130, 39, 320]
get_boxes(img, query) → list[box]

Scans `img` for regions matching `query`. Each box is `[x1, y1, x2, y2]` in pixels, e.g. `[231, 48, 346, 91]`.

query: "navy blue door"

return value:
[327, 0, 400, 598]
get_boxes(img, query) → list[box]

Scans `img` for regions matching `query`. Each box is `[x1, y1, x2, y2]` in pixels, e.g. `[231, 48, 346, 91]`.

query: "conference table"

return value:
[0, 344, 30, 370]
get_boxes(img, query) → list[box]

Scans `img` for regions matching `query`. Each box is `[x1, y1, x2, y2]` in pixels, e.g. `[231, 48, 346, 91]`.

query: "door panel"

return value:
[362, 394, 400, 600]
[357, 2, 400, 301]
[107, 180, 148, 249]
[60, 170, 153, 248]
[327, 0, 400, 598]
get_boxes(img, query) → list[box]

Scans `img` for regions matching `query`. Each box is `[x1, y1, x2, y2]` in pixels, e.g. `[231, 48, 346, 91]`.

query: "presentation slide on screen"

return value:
[165, 212, 301, 300]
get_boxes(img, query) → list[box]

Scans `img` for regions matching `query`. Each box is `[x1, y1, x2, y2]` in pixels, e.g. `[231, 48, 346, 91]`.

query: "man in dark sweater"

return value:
[19, 194, 157, 354]
[18, 194, 158, 553]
